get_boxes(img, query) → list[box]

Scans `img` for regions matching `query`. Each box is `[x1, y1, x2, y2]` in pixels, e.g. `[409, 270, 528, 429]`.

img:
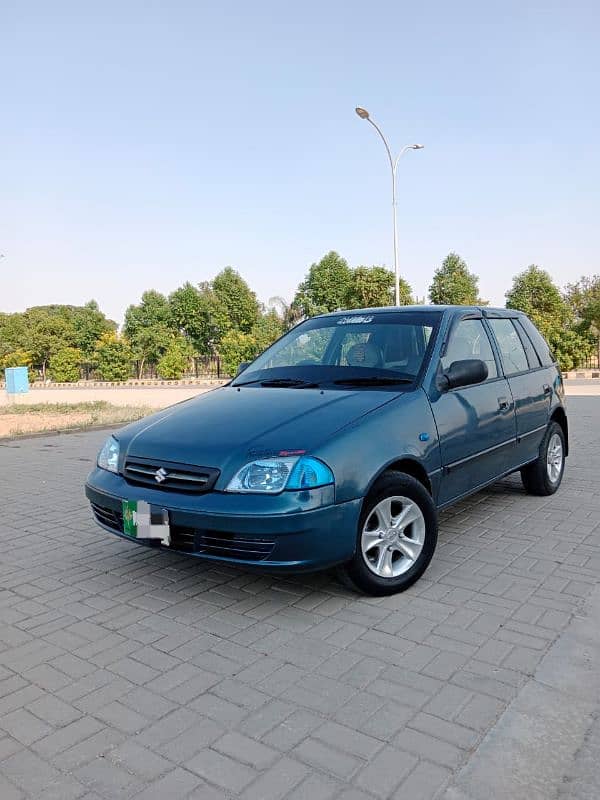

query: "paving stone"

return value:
[0, 407, 598, 800]
[355, 745, 418, 798]
[392, 760, 451, 799]
[32, 716, 105, 758]
[108, 740, 172, 780]
[295, 737, 363, 779]
[395, 727, 465, 767]
[0, 707, 53, 745]
[213, 731, 278, 768]
[130, 768, 202, 800]
[75, 756, 145, 797]
[185, 747, 258, 792]
[313, 720, 382, 759]
[240, 756, 309, 800]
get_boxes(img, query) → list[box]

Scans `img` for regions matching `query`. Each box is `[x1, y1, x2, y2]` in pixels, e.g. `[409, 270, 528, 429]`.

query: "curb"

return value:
[564, 370, 600, 380]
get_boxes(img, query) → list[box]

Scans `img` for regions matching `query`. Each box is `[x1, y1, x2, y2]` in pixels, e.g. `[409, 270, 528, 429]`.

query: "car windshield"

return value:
[232, 310, 442, 389]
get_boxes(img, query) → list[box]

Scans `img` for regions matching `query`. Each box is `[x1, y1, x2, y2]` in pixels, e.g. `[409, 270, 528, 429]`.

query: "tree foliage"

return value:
[2, 256, 598, 380]
[169, 282, 224, 356]
[345, 266, 412, 308]
[212, 267, 260, 335]
[429, 253, 484, 306]
[294, 252, 353, 317]
[49, 347, 83, 382]
[157, 336, 194, 380]
[124, 291, 173, 376]
[506, 266, 566, 338]
[506, 266, 592, 371]
[94, 333, 133, 381]
[0, 303, 114, 380]
[566, 275, 600, 362]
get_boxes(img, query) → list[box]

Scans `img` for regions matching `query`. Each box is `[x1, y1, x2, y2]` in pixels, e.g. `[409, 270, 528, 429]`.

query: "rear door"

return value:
[429, 317, 517, 505]
[486, 316, 550, 464]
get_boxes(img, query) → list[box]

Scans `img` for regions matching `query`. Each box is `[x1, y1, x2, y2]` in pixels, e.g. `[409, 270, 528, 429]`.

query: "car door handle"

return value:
[543, 384, 552, 395]
[498, 397, 510, 410]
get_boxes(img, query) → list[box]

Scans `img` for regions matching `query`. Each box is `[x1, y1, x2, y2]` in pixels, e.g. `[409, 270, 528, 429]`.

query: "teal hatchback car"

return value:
[86, 306, 568, 595]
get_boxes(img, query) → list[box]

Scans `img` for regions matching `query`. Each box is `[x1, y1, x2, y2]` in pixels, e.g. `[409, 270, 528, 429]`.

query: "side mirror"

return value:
[235, 361, 250, 377]
[439, 359, 488, 392]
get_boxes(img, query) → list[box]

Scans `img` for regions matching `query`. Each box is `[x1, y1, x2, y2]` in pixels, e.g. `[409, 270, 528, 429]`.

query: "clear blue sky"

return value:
[2, 0, 599, 325]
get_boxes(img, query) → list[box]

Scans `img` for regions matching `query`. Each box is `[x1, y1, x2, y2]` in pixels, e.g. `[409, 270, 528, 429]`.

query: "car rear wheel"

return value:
[339, 471, 438, 596]
[520, 421, 566, 496]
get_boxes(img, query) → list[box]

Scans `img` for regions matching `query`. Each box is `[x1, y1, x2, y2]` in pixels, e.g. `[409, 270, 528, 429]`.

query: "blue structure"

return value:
[5, 366, 29, 395]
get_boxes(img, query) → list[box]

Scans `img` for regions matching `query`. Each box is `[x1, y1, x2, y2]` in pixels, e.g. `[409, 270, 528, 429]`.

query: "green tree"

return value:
[0, 349, 35, 381]
[294, 251, 353, 317]
[506, 266, 566, 338]
[157, 336, 194, 380]
[71, 301, 116, 359]
[219, 330, 259, 377]
[21, 307, 75, 380]
[566, 275, 600, 364]
[212, 267, 260, 334]
[252, 310, 284, 352]
[169, 282, 223, 356]
[268, 297, 304, 331]
[506, 266, 591, 371]
[345, 265, 413, 308]
[429, 253, 484, 305]
[94, 333, 133, 381]
[550, 328, 593, 372]
[0, 313, 28, 363]
[124, 290, 173, 376]
[48, 347, 83, 382]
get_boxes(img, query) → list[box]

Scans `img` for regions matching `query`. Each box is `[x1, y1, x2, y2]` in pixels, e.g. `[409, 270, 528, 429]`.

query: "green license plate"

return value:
[122, 500, 138, 537]
[121, 500, 170, 545]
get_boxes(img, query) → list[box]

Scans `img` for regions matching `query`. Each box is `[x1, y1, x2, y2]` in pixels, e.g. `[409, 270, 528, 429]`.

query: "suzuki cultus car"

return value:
[86, 306, 568, 595]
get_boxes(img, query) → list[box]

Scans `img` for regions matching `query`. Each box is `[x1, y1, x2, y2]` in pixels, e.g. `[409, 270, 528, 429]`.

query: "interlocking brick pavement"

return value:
[0, 396, 598, 799]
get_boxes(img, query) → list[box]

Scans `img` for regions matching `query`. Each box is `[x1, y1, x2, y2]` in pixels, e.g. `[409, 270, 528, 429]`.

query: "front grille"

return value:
[90, 501, 275, 562]
[184, 528, 275, 561]
[91, 502, 123, 532]
[123, 458, 220, 494]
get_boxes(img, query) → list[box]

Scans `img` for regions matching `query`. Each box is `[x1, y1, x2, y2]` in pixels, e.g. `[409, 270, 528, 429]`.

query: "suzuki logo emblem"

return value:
[154, 467, 168, 484]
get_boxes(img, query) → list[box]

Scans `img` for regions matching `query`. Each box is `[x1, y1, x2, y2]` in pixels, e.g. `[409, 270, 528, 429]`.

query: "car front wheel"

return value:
[339, 471, 438, 596]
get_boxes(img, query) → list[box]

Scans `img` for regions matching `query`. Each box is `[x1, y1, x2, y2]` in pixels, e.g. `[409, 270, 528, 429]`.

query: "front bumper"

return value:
[85, 468, 362, 572]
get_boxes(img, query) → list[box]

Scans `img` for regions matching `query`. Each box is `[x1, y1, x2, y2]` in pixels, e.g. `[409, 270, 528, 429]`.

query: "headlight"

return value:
[97, 436, 120, 473]
[226, 455, 334, 494]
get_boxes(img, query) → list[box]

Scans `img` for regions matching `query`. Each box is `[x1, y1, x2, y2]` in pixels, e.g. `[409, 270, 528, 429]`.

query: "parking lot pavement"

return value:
[0, 397, 598, 800]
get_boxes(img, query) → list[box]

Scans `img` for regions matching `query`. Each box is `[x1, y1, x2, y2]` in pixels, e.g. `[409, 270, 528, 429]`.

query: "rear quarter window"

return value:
[518, 317, 555, 367]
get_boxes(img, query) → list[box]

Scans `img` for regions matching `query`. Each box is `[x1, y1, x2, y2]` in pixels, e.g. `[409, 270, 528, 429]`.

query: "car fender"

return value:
[312, 388, 442, 505]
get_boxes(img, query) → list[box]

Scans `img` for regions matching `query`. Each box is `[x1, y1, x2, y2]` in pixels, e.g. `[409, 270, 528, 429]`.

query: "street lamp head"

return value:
[411, 144, 424, 149]
[355, 107, 370, 120]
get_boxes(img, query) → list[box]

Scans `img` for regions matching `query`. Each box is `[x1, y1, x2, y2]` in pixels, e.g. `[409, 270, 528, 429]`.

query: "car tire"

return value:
[339, 471, 438, 596]
[520, 421, 566, 496]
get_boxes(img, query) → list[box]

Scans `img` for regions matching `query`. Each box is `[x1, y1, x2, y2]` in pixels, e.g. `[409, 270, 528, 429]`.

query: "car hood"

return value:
[119, 384, 402, 476]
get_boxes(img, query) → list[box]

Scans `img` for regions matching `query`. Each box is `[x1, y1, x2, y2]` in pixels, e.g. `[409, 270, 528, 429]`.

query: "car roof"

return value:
[317, 305, 527, 319]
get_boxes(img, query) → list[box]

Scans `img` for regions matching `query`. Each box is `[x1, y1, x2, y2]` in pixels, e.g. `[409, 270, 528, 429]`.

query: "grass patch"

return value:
[0, 401, 120, 415]
[0, 402, 153, 438]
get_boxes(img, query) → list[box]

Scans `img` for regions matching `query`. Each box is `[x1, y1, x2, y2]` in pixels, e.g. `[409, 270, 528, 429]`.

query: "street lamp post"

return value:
[355, 107, 423, 306]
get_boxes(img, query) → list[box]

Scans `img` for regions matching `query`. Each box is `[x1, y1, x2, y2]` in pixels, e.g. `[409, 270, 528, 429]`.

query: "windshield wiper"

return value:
[333, 376, 413, 386]
[259, 378, 320, 388]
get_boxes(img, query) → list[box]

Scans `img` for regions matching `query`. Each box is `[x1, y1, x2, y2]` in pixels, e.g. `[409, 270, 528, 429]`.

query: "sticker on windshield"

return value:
[337, 315, 374, 325]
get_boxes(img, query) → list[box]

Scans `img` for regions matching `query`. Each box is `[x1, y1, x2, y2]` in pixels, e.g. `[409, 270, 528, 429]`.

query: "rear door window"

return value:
[488, 319, 529, 375]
